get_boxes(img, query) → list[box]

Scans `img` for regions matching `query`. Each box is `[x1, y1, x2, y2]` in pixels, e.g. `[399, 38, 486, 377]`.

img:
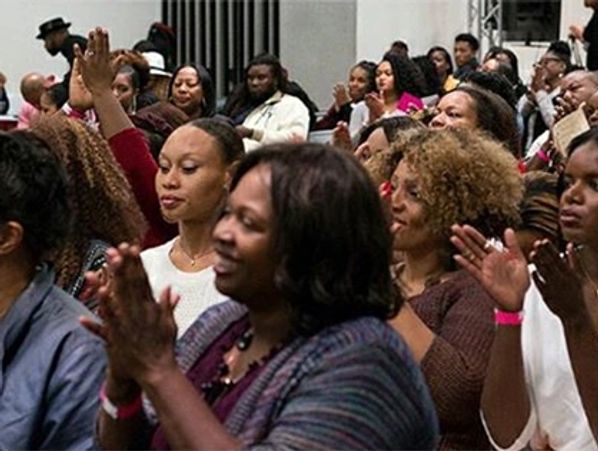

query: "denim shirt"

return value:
[0, 266, 106, 450]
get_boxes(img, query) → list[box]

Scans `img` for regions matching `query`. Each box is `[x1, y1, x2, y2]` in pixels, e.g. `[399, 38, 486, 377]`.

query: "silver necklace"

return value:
[172, 240, 214, 267]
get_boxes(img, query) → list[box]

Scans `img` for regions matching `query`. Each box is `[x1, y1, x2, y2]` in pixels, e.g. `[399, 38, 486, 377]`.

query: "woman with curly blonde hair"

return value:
[387, 127, 523, 450]
[29, 115, 145, 307]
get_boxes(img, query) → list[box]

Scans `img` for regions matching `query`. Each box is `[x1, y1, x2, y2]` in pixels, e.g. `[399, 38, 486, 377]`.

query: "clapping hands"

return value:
[80, 243, 180, 385]
[451, 225, 530, 312]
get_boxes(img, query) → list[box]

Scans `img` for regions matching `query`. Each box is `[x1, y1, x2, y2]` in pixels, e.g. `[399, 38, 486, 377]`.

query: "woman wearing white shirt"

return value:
[141, 118, 245, 337]
[451, 127, 598, 449]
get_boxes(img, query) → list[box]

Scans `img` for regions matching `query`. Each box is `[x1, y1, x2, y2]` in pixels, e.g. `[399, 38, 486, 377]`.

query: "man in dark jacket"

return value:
[36, 17, 87, 87]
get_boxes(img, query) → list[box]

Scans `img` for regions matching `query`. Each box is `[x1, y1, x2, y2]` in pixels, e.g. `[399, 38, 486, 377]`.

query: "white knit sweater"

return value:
[141, 238, 226, 338]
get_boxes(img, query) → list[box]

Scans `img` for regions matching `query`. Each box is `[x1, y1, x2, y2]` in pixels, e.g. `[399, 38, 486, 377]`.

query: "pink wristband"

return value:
[99, 382, 143, 420]
[494, 309, 523, 326]
[536, 149, 550, 163]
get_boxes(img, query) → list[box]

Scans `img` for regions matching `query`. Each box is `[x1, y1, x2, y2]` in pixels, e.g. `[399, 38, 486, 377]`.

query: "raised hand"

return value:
[73, 27, 114, 96]
[450, 225, 530, 312]
[530, 64, 546, 93]
[69, 57, 94, 111]
[554, 95, 578, 124]
[364, 92, 385, 123]
[531, 241, 590, 323]
[331, 121, 352, 152]
[569, 25, 584, 41]
[332, 83, 350, 111]
[81, 243, 179, 385]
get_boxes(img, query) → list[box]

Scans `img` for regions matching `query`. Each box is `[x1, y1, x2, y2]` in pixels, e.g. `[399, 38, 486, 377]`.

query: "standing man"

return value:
[570, 0, 598, 70]
[453, 33, 480, 79]
[36, 17, 87, 86]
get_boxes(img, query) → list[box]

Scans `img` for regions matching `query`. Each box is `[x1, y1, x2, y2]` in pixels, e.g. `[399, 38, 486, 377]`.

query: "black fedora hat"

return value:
[36, 17, 71, 40]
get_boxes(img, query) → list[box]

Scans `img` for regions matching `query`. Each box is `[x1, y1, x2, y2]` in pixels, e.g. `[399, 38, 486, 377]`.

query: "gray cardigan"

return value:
[144, 300, 439, 449]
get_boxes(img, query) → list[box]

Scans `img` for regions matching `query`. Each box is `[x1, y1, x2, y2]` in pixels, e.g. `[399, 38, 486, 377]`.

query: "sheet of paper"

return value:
[552, 107, 590, 156]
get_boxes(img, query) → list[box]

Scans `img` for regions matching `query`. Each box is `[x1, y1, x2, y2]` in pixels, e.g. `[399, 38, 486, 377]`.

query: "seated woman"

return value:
[517, 41, 570, 153]
[349, 53, 426, 139]
[427, 46, 459, 93]
[110, 49, 159, 112]
[111, 63, 144, 115]
[354, 116, 424, 186]
[313, 60, 377, 130]
[30, 115, 146, 305]
[166, 63, 215, 120]
[0, 131, 105, 449]
[141, 118, 245, 337]
[387, 128, 523, 449]
[430, 85, 521, 158]
[451, 127, 598, 450]
[84, 142, 439, 450]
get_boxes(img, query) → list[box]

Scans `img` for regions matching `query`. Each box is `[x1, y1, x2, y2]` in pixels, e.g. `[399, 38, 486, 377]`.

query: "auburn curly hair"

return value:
[391, 127, 523, 241]
[29, 115, 146, 289]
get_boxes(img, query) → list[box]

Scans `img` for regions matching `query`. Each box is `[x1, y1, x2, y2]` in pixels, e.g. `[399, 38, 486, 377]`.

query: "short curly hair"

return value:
[29, 116, 146, 289]
[391, 127, 523, 242]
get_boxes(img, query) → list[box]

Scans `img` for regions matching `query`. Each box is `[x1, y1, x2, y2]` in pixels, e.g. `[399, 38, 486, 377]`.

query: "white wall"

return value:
[355, 0, 469, 61]
[280, 0, 470, 108]
[0, 0, 160, 114]
[280, 0, 357, 109]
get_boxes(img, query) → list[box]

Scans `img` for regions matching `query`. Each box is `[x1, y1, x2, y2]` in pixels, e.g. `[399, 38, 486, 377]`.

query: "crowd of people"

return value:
[1, 4, 598, 449]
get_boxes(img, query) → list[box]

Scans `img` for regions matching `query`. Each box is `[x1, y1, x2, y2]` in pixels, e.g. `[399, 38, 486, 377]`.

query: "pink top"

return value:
[397, 92, 424, 113]
[17, 102, 40, 129]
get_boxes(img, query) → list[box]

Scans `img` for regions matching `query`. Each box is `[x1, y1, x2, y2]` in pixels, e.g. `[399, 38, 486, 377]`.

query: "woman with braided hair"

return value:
[29, 115, 145, 308]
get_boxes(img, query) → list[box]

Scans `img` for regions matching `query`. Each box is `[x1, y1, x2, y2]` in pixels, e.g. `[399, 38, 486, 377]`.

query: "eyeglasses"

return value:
[537, 57, 563, 66]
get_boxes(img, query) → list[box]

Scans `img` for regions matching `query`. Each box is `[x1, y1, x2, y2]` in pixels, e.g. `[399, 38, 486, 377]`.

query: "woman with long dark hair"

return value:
[349, 53, 426, 138]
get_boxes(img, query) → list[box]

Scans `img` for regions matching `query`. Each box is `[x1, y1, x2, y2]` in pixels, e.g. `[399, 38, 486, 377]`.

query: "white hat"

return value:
[142, 51, 171, 77]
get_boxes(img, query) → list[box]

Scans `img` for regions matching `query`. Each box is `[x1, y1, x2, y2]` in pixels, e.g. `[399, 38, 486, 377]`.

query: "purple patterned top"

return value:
[150, 315, 272, 450]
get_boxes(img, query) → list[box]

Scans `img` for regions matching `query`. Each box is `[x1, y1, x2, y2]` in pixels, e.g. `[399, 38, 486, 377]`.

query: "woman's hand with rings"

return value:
[450, 225, 529, 312]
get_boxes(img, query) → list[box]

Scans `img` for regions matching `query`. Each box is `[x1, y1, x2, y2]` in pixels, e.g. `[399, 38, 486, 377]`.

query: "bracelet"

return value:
[61, 102, 86, 119]
[494, 309, 524, 326]
[99, 382, 143, 420]
[536, 148, 551, 163]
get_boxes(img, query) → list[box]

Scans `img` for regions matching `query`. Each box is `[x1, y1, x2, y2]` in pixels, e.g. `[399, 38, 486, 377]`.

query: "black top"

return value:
[58, 34, 88, 94]
[0, 87, 9, 115]
[454, 58, 480, 80]
[59, 34, 87, 68]
[584, 11, 598, 70]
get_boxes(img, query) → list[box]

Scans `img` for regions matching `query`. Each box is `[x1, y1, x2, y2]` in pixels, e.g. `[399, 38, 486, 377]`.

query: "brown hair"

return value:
[391, 127, 523, 240]
[29, 116, 146, 288]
